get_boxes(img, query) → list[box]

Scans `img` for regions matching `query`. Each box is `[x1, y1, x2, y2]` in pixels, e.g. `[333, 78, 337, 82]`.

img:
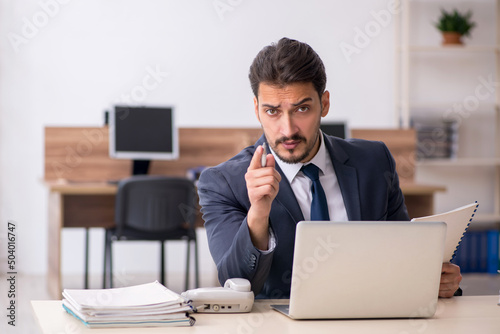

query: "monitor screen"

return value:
[320, 122, 347, 139]
[109, 106, 179, 161]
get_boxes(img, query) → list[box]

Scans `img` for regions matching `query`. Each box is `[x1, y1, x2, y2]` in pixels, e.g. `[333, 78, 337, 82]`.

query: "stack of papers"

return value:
[62, 281, 195, 328]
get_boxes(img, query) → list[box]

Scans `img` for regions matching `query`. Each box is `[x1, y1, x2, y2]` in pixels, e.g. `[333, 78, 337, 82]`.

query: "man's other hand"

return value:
[439, 262, 462, 298]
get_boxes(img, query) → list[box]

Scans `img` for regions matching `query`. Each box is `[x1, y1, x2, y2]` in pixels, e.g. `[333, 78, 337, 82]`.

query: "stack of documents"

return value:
[62, 281, 195, 328]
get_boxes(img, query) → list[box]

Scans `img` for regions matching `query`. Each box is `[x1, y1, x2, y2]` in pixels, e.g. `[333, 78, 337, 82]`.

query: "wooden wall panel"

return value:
[45, 127, 262, 181]
[351, 129, 417, 184]
[45, 127, 416, 183]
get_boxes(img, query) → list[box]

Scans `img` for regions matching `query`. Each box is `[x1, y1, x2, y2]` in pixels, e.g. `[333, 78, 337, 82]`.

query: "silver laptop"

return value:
[272, 221, 446, 319]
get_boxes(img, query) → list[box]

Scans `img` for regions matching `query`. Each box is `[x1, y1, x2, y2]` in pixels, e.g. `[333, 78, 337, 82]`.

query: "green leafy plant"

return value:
[435, 8, 476, 37]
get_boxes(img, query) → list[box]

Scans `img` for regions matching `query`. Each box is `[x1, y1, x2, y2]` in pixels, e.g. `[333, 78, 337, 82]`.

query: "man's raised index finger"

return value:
[248, 145, 265, 170]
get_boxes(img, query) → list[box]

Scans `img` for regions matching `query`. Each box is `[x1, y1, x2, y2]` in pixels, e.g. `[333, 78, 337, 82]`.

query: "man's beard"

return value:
[272, 132, 320, 164]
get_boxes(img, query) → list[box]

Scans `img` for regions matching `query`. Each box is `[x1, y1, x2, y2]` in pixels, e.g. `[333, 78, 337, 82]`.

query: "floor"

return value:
[1, 273, 499, 334]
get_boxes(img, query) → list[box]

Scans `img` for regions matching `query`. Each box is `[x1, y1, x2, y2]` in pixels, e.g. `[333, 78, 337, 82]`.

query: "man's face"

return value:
[254, 82, 330, 164]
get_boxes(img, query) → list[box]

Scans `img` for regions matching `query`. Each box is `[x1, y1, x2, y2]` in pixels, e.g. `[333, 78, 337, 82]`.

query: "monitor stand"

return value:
[132, 160, 151, 175]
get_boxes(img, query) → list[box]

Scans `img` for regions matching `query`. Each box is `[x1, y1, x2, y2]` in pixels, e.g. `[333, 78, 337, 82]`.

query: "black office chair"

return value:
[103, 175, 199, 290]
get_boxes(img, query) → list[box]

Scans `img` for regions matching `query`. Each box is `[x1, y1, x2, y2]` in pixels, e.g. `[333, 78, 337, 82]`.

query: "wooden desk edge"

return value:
[45, 180, 118, 194]
[400, 183, 446, 195]
[31, 295, 500, 318]
[44, 181, 445, 195]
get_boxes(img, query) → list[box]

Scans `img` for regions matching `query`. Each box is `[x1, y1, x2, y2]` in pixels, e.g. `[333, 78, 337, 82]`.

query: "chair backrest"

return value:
[115, 175, 197, 235]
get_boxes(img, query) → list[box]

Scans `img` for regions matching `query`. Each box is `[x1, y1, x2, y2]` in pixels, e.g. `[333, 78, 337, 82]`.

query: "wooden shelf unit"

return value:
[395, 0, 500, 224]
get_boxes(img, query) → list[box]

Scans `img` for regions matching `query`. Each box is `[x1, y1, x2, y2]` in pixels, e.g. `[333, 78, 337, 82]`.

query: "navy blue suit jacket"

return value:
[197, 133, 409, 298]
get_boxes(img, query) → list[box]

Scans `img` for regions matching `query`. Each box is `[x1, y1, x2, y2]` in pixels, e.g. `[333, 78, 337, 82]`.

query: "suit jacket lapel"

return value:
[323, 134, 361, 221]
[273, 163, 305, 224]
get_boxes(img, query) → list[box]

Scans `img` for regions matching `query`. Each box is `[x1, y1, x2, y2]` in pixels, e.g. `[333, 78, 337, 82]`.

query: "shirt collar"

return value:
[270, 132, 328, 184]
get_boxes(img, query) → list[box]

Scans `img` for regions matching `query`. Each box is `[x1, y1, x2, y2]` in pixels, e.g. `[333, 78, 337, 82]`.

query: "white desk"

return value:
[32, 296, 500, 334]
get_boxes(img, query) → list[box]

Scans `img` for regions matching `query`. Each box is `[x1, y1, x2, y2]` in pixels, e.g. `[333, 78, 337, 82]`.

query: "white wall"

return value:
[0, 0, 404, 280]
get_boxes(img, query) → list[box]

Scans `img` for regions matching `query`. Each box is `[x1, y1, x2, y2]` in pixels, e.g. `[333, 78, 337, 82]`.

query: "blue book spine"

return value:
[487, 230, 500, 274]
[479, 231, 488, 272]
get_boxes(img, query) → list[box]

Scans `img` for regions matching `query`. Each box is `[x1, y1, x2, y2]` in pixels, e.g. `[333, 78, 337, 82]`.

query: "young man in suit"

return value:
[197, 37, 462, 299]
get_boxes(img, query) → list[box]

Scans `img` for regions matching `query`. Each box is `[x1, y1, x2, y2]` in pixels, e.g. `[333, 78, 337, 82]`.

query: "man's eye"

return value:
[297, 106, 309, 112]
[266, 109, 278, 115]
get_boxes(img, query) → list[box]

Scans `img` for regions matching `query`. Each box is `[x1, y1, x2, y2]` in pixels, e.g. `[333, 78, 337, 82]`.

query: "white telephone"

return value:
[181, 278, 254, 313]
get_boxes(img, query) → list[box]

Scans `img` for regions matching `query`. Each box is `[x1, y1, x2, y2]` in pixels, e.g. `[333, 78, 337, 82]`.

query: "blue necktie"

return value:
[301, 164, 330, 221]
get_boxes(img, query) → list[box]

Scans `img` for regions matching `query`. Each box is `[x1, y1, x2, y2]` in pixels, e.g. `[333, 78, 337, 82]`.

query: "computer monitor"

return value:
[109, 106, 178, 175]
[320, 122, 348, 139]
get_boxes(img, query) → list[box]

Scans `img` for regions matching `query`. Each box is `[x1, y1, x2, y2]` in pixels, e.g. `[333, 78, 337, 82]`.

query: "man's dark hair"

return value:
[249, 37, 327, 99]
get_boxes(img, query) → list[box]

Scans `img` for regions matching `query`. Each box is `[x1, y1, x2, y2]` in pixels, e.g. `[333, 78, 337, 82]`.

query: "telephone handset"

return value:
[181, 278, 254, 313]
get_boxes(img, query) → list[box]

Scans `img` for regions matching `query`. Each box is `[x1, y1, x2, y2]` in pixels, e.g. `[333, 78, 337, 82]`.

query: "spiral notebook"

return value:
[411, 201, 479, 262]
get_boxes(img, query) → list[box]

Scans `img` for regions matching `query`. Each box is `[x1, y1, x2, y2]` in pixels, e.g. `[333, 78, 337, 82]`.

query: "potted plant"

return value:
[434, 8, 476, 45]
